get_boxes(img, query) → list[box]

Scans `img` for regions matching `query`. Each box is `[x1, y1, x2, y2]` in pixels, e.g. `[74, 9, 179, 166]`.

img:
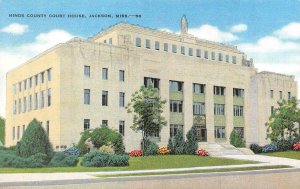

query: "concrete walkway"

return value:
[0, 155, 299, 184]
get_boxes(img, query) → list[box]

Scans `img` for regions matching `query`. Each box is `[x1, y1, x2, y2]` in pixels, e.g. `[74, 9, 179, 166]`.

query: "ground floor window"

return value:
[194, 125, 207, 142]
[146, 128, 160, 138]
[234, 127, 244, 138]
[84, 119, 90, 130]
[215, 126, 226, 139]
[170, 124, 183, 137]
[119, 121, 125, 136]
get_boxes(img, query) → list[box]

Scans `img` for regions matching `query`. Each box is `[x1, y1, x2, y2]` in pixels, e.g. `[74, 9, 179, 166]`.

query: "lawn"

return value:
[264, 151, 300, 160]
[0, 155, 257, 173]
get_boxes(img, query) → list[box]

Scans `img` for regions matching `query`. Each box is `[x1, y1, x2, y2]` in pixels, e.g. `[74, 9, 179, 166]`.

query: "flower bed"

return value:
[157, 147, 170, 155]
[292, 142, 300, 151]
[129, 150, 143, 157]
[196, 149, 209, 156]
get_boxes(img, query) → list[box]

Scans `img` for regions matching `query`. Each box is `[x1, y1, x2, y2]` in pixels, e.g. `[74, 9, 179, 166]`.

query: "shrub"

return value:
[129, 150, 143, 157]
[82, 151, 129, 167]
[262, 144, 278, 153]
[196, 149, 209, 156]
[273, 140, 292, 151]
[185, 126, 198, 155]
[76, 130, 91, 155]
[49, 152, 78, 167]
[113, 134, 125, 154]
[292, 142, 300, 151]
[167, 138, 175, 154]
[16, 119, 53, 159]
[143, 142, 158, 156]
[292, 137, 300, 144]
[90, 125, 118, 148]
[64, 147, 80, 156]
[230, 130, 246, 148]
[99, 144, 114, 154]
[0, 117, 4, 145]
[157, 147, 170, 155]
[250, 143, 263, 154]
[173, 129, 186, 155]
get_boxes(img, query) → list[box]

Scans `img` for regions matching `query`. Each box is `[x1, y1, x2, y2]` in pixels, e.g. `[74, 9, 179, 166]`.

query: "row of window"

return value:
[13, 68, 52, 95]
[12, 120, 50, 140]
[84, 66, 125, 81]
[135, 37, 237, 64]
[13, 89, 51, 115]
[84, 90, 125, 107]
[83, 119, 125, 136]
[270, 90, 292, 100]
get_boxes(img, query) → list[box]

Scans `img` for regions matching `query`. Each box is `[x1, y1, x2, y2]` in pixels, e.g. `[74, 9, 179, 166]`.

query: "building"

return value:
[5, 16, 298, 153]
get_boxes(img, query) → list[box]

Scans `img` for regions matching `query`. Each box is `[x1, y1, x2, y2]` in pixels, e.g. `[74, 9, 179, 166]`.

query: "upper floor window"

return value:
[279, 91, 283, 100]
[102, 68, 108, 80]
[119, 70, 125, 81]
[196, 49, 201, 57]
[204, 51, 208, 59]
[23, 80, 27, 90]
[146, 39, 150, 49]
[218, 53, 223, 61]
[28, 95, 32, 111]
[233, 88, 244, 98]
[225, 55, 229, 63]
[172, 44, 177, 53]
[84, 119, 90, 130]
[47, 88, 51, 107]
[119, 92, 125, 107]
[169, 80, 183, 92]
[181, 46, 185, 55]
[47, 69, 52, 81]
[35, 75, 38, 86]
[40, 90, 44, 109]
[18, 98, 21, 114]
[34, 93, 38, 110]
[84, 66, 90, 78]
[270, 90, 274, 98]
[29, 77, 32, 88]
[136, 37, 141, 47]
[232, 56, 237, 64]
[214, 86, 225, 96]
[188, 48, 193, 56]
[13, 100, 16, 115]
[109, 38, 112, 44]
[164, 43, 168, 52]
[211, 52, 215, 60]
[193, 83, 205, 94]
[40, 72, 44, 84]
[170, 100, 183, 113]
[155, 41, 160, 50]
[233, 105, 244, 116]
[144, 77, 160, 89]
[18, 82, 21, 92]
[13, 84, 16, 95]
[84, 89, 90, 105]
[102, 90, 108, 106]
[193, 102, 205, 115]
[23, 97, 26, 113]
[214, 104, 225, 115]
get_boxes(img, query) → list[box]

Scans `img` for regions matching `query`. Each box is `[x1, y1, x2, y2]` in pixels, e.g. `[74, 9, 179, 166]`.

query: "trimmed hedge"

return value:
[82, 151, 129, 167]
[262, 144, 277, 153]
[273, 140, 292, 151]
[49, 152, 78, 167]
[250, 144, 263, 154]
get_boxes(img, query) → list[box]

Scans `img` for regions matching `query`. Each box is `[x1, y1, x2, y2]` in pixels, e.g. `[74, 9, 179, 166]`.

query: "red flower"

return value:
[196, 149, 209, 156]
[129, 150, 143, 157]
[293, 142, 300, 151]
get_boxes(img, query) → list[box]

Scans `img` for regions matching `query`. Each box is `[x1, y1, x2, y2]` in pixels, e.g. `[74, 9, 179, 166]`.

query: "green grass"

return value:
[264, 151, 300, 160]
[98, 165, 291, 178]
[0, 155, 257, 173]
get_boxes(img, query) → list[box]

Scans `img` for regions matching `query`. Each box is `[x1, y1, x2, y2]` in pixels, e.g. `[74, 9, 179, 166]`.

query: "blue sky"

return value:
[0, 0, 300, 117]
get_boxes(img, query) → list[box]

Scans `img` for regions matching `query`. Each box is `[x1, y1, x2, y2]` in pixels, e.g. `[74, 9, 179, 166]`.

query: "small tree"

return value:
[90, 125, 117, 148]
[17, 119, 53, 158]
[126, 85, 167, 152]
[185, 126, 198, 154]
[173, 129, 185, 154]
[266, 97, 300, 142]
[76, 130, 91, 155]
[167, 138, 175, 154]
[113, 134, 125, 154]
[230, 130, 245, 148]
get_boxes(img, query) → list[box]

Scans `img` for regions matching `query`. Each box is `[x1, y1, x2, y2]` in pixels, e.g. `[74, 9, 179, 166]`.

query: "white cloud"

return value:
[0, 23, 28, 35]
[159, 28, 174, 33]
[230, 24, 248, 33]
[274, 22, 300, 40]
[189, 24, 238, 42]
[0, 29, 74, 117]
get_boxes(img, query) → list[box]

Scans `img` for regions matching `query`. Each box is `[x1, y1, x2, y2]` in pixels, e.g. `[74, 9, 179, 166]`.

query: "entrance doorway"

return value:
[195, 125, 207, 142]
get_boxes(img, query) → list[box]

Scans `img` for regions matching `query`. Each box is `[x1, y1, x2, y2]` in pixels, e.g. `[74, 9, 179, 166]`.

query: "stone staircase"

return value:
[199, 143, 251, 156]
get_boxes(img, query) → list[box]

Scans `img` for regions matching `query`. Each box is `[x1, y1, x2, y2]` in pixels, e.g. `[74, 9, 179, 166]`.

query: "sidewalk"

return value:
[0, 155, 299, 183]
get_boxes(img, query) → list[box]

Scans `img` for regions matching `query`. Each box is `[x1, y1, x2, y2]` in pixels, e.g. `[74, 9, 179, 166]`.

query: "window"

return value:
[234, 127, 244, 138]
[28, 95, 32, 111]
[34, 93, 38, 110]
[40, 72, 44, 84]
[119, 70, 125, 81]
[169, 80, 183, 92]
[12, 126, 15, 140]
[233, 88, 244, 98]
[18, 82, 21, 92]
[170, 100, 183, 113]
[218, 53, 223, 61]
[146, 128, 160, 138]
[35, 75, 38, 86]
[136, 37, 141, 47]
[214, 104, 225, 115]
[144, 77, 160, 89]
[84, 89, 90, 105]
[172, 44, 177, 53]
[102, 120, 108, 126]
[188, 48, 193, 56]
[22, 125, 25, 136]
[288, 92, 291, 100]
[164, 43, 168, 52]
[13, 84, 16, 95]
[13, 100, 16, 115]
[40, 91, 44, 109]
[225, 55, 229, 63]
[211, 52, 215, 60]
[232, 56, 237, 64]
[46, 121, 50, 136]
[84, 66, 90, 77]
[214, 86, 225, 96]
[193, 83, 205, 94]
[109, 38, 112, 44]
[279, 91, 283, 100]
[102, 68, 108, 80]
[204, 51, 208, 59]
[47, 88, 51, 107]
[155, 41, 159, 50]
[194, 125, 207, 142]
[233, 105, 244, 116]
[170, 124, 183, 137]
[196, 49, 201, 57]
[271, 106, 274, 114]
[18, 98, 21, 114]
[23, 97, 26, 113]
[102, 91, 108, 106]
[215, 126, 226, 139]
[47, 69, 52, 81]
[119, 92, 125, 107]
[181, 46, 185, 55]
[270, 90, 274, 98]
[17, 126, 20, 140]
[84, 119, 90, 130]
[193, 103, 205, 115]
[23, 80, 27, 90]
[146, 39, 150, 49]
[119, 121, 125, 136]
[29, 77, 32, 88]
[104, 39, 107, 43]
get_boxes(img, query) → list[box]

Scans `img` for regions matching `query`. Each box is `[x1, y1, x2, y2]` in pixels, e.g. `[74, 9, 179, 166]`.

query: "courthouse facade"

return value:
[5, 16, 297, 152]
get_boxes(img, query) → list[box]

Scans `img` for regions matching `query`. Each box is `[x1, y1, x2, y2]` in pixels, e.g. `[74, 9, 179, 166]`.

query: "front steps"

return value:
[199, 143, 252, 156]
